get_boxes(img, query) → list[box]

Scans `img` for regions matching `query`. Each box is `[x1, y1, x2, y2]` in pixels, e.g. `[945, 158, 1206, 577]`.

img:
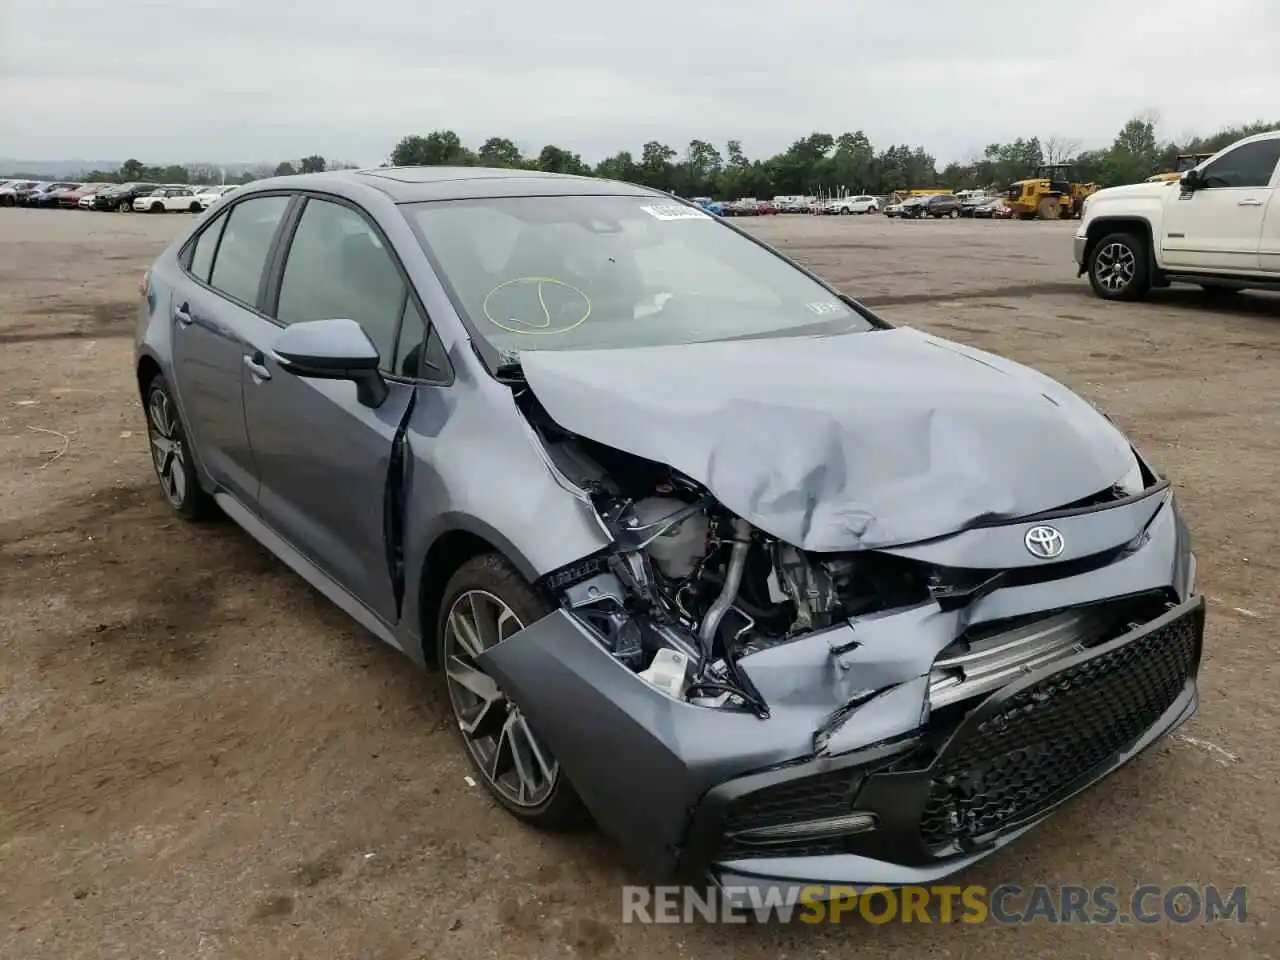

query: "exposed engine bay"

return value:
[522, 391, 938, 713]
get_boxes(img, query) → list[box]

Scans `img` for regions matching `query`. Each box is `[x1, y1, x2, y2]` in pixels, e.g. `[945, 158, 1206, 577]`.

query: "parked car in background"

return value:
[886, 196, 926, 218]
[1075, 129, 1280, 301]
[136, 186, 204, 213]
[61, 183, 111, 208]
[93, 182, 164, 211]
[723, 199, 761, 216]
[972, 197, 1012, 219]
[757, 200, 778, 215]
[905, 194, 963, 219]
[135, 166, 1203, 894]
[193, 185, 239, 210]
[0, 180, 42, 205]
[828, 194, 880, 215]
[28, 183, 82, 207]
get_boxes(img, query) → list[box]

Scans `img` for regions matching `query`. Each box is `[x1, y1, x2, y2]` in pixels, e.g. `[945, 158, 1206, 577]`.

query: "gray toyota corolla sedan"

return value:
[135, 167, 1203, 897]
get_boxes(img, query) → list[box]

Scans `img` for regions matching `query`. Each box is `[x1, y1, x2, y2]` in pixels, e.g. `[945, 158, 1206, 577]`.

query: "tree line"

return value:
[16, 114, 1278, 197]
[387, 115, 1279, 198]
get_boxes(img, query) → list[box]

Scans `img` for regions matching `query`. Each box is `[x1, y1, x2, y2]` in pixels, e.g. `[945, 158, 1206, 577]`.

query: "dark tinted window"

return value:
[276, 198, 405, 367]
[1200, 139, 1280, 189]
[393, 298, 429, 377]
[188, 211, 228, 283]
[208, 195, 290, 306]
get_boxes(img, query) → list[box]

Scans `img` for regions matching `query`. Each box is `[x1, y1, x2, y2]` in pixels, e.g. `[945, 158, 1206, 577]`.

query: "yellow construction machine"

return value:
[1145, 153, 1214, 183]
[1004, 164, 1098, 219]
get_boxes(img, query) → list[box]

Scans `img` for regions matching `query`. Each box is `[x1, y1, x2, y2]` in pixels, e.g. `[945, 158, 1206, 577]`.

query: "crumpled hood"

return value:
[520, 327, 1136, 551]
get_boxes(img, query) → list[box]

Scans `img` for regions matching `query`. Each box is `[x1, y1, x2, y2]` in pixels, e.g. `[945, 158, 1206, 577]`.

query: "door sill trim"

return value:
[213, 492, 403, 652]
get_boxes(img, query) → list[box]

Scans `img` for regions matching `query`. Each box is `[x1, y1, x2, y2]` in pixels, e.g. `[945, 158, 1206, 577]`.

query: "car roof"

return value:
[235, 166, 665, 203]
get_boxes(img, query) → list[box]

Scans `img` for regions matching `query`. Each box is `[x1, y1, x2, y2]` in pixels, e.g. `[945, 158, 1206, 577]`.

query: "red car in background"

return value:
[60, 183, 111, 208]
[757, 200, 778, 215]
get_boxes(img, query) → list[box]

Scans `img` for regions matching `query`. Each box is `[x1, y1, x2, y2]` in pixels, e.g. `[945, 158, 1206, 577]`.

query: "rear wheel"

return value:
[437, 553, 586, 829]
[1087, 232, 1151, 301]
[950, 208, 959, 219]
[144, 373, 217, 520]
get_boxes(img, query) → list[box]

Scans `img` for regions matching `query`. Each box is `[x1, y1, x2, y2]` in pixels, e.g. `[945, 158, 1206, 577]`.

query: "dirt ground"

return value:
[1, 206, 1276, 960]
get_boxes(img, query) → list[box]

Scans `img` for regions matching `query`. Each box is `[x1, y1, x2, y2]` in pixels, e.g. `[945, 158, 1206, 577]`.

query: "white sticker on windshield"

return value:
[640, 204, 711, 221]
[805, 301, 846, 316]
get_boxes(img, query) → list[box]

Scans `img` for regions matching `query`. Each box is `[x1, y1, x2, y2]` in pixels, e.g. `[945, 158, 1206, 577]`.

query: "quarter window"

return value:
[276, 198, 407, 368]
[1199, 140, 1280, 189]
[207, 195, 291, 306]
[188, 211, 228, 283]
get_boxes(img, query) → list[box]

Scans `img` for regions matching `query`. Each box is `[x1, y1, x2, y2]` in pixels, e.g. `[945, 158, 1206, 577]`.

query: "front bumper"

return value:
[1073, 231, 1088, 272]
[479, 486, 1201, 884]
[687, 595, 1202, 894]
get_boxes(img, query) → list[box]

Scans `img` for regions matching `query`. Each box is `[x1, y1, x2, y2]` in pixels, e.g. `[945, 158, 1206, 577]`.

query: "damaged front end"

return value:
[476, 383, 1204, 889]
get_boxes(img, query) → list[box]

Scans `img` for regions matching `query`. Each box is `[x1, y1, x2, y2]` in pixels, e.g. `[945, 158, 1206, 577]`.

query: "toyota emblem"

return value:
[1024, 525, 1065, 559]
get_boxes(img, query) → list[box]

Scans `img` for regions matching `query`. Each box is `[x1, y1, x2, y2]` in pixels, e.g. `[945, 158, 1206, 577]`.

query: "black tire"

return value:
[144, 373, 218, 520]
[1087, 232, 1151, 301]
[437, 553, 586, 830]
[150, 202, 164, 213]
[189, 202, 202, 213]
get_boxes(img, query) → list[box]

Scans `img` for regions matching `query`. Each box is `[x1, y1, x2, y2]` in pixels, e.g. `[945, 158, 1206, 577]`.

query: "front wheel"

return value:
[438, 554, 586, 829]
[189, 202, 202, 213]
[1087, 232, 1151, 301]
[150, 202, 164, 213]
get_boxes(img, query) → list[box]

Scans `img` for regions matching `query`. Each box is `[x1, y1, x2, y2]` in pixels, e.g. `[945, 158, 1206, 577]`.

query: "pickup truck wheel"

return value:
[1088, 232, 1151, 301]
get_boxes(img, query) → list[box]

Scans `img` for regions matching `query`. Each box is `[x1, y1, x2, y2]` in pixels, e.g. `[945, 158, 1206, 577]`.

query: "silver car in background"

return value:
[135, 167, 1203, 898]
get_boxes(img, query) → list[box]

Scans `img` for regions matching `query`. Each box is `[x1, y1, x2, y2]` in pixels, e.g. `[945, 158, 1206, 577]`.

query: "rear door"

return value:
[239, 193, 429, 623]
[169, 193, 294, 504]
[1161, 138, 1280, 272]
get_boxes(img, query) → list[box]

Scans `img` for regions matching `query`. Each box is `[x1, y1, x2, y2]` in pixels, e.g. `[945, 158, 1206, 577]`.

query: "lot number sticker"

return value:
[640, 204, 711, 221]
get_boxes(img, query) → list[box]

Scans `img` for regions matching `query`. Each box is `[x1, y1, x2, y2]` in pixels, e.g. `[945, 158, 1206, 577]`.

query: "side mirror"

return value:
[1180, 169, 1202, 190]
[273, 318, 389, 408]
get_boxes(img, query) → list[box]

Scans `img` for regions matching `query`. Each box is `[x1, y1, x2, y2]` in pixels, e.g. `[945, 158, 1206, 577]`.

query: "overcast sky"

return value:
[2, 0, 1277, 167]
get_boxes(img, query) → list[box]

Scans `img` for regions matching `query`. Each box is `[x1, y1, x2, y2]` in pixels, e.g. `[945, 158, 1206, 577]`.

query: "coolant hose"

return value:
[698, 519, 752, 661]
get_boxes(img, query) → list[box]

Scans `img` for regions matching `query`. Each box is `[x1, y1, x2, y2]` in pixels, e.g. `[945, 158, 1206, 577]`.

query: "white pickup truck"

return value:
[1074, 129, 1280, 300]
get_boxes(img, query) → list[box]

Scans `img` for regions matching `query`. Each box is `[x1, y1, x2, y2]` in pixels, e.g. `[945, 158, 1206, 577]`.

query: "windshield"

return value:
[405, 195, 873, 368]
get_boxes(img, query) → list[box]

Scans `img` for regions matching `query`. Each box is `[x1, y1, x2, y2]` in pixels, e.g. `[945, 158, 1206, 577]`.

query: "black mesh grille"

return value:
[919, 609, 1200, 850]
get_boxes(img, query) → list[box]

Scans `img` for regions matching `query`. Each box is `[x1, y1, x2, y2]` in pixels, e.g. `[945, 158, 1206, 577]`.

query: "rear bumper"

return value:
[684, 595, 1204, 894]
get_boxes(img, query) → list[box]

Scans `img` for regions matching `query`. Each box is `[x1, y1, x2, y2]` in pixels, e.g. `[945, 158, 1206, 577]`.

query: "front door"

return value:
[1160, 137, 1280, 272]
[169, 194, 293, 505]
[240, 194, 428, 625]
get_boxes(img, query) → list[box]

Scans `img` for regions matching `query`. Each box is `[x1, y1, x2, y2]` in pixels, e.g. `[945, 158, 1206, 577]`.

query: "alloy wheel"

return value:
[147, 389, 187, 509]
[443, 590, 559, 808]
[1094, 242, 1136, 293]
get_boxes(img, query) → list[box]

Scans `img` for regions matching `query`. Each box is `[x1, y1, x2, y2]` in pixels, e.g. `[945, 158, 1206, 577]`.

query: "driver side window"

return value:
[1199, 140, 1280, 189]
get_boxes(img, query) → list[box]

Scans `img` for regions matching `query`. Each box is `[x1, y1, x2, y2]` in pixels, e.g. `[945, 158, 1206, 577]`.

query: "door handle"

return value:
[243, 353, 272, 381]
[1238, 198, 1264, 206]
[174, 302, 194, 326]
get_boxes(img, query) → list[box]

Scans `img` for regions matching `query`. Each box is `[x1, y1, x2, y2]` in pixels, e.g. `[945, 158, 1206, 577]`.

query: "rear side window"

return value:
[275, 198, 406, 368]
[208, 195, 291, 307]
[188, 211, 228, 283]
